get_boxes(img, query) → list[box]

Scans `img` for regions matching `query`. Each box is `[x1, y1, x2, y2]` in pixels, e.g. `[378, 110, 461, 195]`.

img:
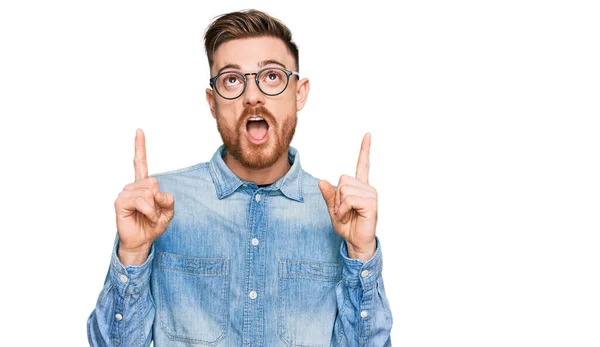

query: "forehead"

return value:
[212, 36, 295, 73]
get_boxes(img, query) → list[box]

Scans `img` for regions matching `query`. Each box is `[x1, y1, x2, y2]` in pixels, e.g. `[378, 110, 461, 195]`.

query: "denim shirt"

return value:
[88, 145, 392, 347]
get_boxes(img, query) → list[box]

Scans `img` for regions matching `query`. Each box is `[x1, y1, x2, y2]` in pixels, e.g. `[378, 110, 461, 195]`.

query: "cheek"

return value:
[272, 98, 296, 119]
[217, 103, 242, 122]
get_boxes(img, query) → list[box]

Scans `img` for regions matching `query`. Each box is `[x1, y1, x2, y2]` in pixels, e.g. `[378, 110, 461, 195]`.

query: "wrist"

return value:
[117, 244, 151, 266]
[346, 240, 376, 262]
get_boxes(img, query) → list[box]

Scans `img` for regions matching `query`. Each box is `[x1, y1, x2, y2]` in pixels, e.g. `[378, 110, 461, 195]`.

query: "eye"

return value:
[219, 73, 243, 87]
[260, 69, 285, 84]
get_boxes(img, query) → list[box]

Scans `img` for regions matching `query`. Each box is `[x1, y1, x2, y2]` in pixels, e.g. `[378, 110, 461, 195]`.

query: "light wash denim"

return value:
[88, 145, 392, 346]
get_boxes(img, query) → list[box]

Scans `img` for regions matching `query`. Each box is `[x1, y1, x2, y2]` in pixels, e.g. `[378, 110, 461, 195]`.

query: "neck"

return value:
[223, 150, 291, 185]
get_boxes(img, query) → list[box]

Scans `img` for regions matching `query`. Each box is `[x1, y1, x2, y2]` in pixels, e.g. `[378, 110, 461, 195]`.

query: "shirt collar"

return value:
[209, 145, 304, 202]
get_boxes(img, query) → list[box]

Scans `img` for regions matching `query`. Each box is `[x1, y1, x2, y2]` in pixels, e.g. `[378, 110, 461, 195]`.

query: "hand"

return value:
[114, 129, 175, 266]
[319, 133, 378, 262]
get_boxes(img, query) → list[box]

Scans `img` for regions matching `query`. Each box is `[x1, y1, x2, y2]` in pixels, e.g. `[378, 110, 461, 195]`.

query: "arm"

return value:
[88, 129, 174, 346]
[87, 237, 155, 347]
[332, 238, 392, 346]
[319, 133, 392, 345]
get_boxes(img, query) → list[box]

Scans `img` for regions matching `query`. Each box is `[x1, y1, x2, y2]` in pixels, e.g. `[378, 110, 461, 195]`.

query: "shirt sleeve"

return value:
[332, 237, 393, 346]
[87, 236, 155, 347]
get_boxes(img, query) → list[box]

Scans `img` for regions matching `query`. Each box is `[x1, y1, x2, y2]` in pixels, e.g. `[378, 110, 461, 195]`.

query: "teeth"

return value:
[248, 117, 264, 121]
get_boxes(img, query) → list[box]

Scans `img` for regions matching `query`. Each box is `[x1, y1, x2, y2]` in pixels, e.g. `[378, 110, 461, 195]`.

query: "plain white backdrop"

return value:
[1, 1, 599, 346]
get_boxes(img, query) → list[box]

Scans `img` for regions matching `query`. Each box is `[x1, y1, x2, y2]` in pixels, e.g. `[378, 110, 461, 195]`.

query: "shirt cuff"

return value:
[109, 240, 154, 297]
[340, 237, 383, 289]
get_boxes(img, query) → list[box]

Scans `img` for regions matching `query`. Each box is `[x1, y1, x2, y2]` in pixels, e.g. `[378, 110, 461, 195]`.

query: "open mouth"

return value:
[245, 116, 270, 144]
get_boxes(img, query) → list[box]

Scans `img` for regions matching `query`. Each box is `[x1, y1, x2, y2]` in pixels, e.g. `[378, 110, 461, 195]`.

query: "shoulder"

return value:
[150, 162, 209, 178]
[149, 162, 212, 192]
[301, 170, 338, 192]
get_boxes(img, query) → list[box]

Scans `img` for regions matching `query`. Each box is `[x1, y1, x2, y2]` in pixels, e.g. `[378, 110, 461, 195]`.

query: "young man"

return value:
[88, 9, 392, 347]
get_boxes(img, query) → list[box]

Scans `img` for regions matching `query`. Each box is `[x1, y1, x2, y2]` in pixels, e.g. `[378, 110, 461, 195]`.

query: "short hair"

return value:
[204, 9, 299, 72]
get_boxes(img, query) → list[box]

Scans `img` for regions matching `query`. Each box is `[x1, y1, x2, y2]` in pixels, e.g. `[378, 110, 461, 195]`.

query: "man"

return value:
[88, 9, 392, 347]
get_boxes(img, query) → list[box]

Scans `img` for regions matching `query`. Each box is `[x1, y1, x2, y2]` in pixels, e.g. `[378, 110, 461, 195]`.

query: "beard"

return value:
[216, 104, 297, 170]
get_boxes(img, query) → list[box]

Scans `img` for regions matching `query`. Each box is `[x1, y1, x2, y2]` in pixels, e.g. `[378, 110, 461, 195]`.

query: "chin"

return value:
[240, 139, 280, 169]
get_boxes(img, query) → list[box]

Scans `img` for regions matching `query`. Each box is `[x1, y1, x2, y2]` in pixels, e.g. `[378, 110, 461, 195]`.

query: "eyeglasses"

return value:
[209, 67, 300, 100]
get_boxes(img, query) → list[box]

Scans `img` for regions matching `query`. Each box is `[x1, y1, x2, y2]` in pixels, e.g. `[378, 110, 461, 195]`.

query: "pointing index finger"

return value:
[134, 128, 149, 181]
[355, 132, 371, 184]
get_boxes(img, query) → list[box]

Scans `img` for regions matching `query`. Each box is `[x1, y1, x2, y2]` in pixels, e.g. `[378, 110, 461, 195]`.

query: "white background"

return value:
[1, 1, 599, 346]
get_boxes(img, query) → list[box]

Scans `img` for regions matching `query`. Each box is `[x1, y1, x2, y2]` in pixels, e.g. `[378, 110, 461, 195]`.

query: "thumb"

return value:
[318, 180, 336, 220]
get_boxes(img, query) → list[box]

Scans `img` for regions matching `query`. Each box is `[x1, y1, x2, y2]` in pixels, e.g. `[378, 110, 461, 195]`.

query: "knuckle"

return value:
[340, 194, 348, 204]
[148, 177, 159, 190]
[341, 174, 350, 181]
[118, 189, 131, 198]
[135, 196, 146, 206]
[143, 189, 154, 200]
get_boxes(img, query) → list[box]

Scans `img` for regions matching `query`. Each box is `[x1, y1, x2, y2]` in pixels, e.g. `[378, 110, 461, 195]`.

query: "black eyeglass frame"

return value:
[209, 67, 300, 100]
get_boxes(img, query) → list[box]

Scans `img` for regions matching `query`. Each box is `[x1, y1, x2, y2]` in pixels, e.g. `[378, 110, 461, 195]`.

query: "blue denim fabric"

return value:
[88, 145, 392, 346]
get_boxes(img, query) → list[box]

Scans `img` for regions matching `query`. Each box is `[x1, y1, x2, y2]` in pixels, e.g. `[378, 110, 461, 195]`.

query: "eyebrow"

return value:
[216, 64, 241, 75]
[216, 60, 288, 75]
[258, 59, 287, 69]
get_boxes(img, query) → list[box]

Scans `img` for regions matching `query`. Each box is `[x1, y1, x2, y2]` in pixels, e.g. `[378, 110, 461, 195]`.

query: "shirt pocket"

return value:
[156, 252, 229, 345]
[278, 259, 343, 347]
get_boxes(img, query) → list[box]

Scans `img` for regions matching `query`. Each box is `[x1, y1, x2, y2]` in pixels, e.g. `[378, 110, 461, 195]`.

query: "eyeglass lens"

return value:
[215, 68, 288, 99]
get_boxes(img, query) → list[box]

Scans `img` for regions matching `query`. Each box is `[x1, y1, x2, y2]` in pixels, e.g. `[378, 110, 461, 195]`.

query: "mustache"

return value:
[238, 106, 277, 129]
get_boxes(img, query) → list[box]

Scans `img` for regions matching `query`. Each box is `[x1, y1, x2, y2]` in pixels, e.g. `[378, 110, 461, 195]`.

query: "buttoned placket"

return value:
[243, 186, 266, 346]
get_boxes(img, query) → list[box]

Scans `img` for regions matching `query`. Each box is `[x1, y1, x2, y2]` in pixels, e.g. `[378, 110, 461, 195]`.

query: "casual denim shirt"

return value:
[88, 145, 392, 347]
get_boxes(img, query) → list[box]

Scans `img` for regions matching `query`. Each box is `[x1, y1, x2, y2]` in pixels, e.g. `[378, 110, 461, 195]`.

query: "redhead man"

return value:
[88, 9, 392, 347]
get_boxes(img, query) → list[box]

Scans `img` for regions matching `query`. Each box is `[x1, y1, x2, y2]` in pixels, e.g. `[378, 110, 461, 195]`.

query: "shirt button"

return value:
[251, 238, 259, 246]
[255, 194, 261, 202]
[119, 274, 128, 283]
[249, 290, 257, 300]
[360, 270, 370, 278]
[360, 310, 368, 319]
[115, 313, 123, 321]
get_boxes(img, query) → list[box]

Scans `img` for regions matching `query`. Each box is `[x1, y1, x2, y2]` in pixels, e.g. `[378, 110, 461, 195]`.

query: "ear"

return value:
[295, 78, 310, 112]
[205, 88, 217, 119]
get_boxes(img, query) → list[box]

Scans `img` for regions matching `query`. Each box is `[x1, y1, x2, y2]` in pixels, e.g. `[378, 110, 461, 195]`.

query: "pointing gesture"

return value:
[355, 133, 370, 184]
[134, 128, 149, 181]
[114, 129, 175, 266]
[319, 133, 378, 261]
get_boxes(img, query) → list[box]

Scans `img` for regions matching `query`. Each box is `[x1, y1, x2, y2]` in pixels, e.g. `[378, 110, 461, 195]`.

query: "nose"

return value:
[242, 74, 265, 106]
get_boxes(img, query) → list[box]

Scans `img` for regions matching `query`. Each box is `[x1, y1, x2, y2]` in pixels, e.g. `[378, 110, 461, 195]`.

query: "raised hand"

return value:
[114, 129, 175, 266]
[318, 133, 378, 261]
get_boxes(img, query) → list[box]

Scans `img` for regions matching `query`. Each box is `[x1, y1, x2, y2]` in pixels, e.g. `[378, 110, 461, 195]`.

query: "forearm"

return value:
[87, 237, 156, 347]
[333, 238, 393, 347]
